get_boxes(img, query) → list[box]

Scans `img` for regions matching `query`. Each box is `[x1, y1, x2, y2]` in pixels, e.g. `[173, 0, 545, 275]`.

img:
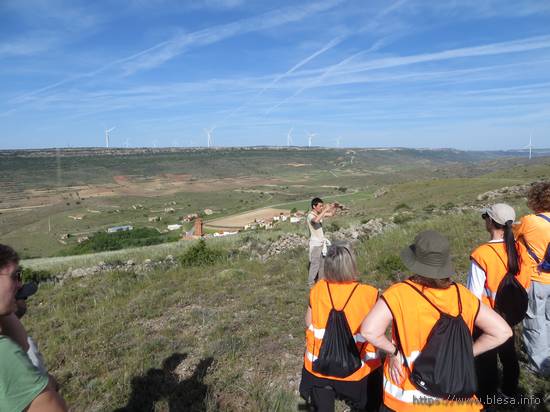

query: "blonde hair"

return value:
[323, 242, 359, 282]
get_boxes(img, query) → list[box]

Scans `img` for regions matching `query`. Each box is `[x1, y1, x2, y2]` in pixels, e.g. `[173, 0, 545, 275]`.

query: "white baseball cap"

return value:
[482, 203, 516, 225]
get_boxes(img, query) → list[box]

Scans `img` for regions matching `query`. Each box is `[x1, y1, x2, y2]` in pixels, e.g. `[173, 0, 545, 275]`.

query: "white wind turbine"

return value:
[525, 135, 534, 160]
[336, 136, 342, 148]
[307, 132, 316, 148]
[105, 127, 115, 148]
[287, 128, 294, 147]
[204, 127, 215, 148]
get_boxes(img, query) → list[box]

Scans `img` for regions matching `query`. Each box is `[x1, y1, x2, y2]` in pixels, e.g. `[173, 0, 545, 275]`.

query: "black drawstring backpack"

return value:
[312, 282, 364, 378]
[486, 244, 528, 326]
[394, 281, 477, 399]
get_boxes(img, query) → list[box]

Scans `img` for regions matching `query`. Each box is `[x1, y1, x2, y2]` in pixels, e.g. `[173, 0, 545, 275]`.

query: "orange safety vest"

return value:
[381, 280, 482, 411]
[304, 279, 381, 381]
[514, 213, 550, 284]
[470, 241, 531, 308]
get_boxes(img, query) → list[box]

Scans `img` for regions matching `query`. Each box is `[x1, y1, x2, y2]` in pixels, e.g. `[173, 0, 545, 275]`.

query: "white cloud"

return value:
[121, 0, 345, 74]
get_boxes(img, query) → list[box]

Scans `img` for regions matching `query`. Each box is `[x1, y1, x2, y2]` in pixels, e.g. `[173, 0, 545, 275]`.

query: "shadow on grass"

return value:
[114, 353, 214, 412]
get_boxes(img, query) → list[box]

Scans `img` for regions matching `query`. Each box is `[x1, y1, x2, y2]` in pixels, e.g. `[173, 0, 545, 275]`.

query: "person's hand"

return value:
[389, 351, 405, 385]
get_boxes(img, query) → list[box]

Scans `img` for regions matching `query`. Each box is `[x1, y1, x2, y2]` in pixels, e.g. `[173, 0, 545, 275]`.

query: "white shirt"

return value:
[307, 211, 325, 247]
[27, 336, 47, 376]
[467, 239, 504, 300]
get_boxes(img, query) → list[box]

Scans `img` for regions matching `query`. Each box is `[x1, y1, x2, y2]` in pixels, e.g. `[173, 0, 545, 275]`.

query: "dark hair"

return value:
[527, 181, 550, 213]
[409, 275, 452, 289]
[491, 219, 519, 278]
[311, 197, 323, 208]
[0, 244, 19, 270]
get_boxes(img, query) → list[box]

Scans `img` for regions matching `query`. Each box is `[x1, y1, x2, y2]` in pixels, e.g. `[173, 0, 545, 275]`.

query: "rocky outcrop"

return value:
[61, 255, 177, 279]
[477, 184, 530, 201]
[331, 218, 395, 241]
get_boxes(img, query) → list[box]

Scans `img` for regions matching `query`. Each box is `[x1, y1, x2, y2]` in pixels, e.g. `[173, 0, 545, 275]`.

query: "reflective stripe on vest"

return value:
[306, 350, 378, 363]
[305, 280, 381, 380]
[308, 324, 367, 343]
[381, 281, 481, 411]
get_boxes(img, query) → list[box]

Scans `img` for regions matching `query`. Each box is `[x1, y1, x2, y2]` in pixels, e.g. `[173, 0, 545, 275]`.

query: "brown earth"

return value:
[204, 207, 290, 230]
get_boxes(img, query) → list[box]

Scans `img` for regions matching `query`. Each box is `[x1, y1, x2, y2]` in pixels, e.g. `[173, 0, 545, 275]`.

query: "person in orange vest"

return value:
[468, 203, 530, 400]
[300, 242, 381, 412]
[360, 231, 512, 411]
[513, 181, 550, 377]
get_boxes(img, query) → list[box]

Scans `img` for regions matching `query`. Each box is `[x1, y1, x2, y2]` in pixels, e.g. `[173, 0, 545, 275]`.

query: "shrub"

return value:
[337, 187, 347, 193]
[20, 267, 54, 284]
[179, 239, 226, 267]
[326, 222, 340, 232]
[60, 227, 178, 256]
[423, 204, 437, 213]
[375, 254, 406, 281]
[290, 207, 297, 214]
[393, 214, 414, 224]
[442, 202, 456, 210]
[394, 203, 411, 211]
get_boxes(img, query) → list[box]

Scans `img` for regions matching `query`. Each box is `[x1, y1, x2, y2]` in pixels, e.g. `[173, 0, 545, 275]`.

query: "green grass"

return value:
[22, 203, 549, 411]
[7, 152, 550, 410]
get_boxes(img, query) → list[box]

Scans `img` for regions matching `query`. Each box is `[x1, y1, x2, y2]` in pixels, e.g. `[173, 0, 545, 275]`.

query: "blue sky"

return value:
[1, 0, 550, 150]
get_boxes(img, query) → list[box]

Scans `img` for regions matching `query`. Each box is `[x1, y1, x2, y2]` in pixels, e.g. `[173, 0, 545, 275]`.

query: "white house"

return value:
[167, 224, 182, 231]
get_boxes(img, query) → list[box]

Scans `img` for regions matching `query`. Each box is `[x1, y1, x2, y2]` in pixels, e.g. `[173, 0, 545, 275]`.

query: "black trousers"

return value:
[475, 330, 519, 400]
[300, 366, 382, 412]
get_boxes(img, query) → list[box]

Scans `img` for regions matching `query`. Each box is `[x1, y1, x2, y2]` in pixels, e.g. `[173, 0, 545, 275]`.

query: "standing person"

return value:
[360, 231, 512, 411]
[307, 198, 334, 287]
[300, 243, 381, 412]
[514, 181, 550, 377]
[0, 244, 67, 411]
[468, 203, 530, 399]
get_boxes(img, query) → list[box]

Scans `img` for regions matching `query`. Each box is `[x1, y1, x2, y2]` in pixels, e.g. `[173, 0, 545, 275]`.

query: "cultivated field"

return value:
[204, 207, 290, 230]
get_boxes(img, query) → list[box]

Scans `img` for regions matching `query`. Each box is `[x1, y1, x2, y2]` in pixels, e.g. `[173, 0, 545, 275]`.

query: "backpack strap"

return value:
[403, 281, 443, 314]
[326, 282, 360, 311]
[520, 237, 540, 264]
[486, 244, 508, 270]
[520, 214, 550, 265]
[403, 280, 462, 315]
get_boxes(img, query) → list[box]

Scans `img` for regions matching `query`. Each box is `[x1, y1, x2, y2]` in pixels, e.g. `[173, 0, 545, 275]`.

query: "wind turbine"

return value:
[105, 127, 115, 148]
[204, 127, 215, 148]
[526, 135, 534, 160]
[307, 132, 316, 148]
[287, 128, 293, 147]
[336, 136, 341, 148]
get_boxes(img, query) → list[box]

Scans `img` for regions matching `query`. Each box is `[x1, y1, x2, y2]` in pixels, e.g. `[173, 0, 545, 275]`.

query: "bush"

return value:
[337, 187, 347, 193]
[375, 254, 406, 281]
[394, 203, 411, 211]
[326, 222, 340, 232]
[290, 207, 297, 214]
[442, 202, 456, 210]
[179, 239, 226, 267]
[60, 227, 179, 256]
[423, 204, 437, 213]
[393, 214, 414, 224]
[20, 267, 54, 284]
